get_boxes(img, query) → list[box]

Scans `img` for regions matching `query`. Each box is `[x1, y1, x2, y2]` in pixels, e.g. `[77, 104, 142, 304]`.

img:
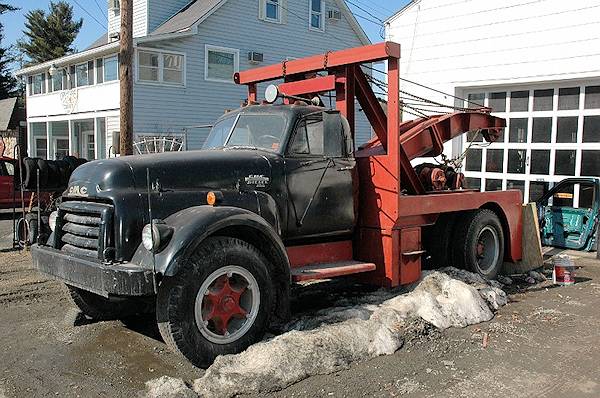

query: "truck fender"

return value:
[131, 205, 288, 275]
[130, 206, 292, 323]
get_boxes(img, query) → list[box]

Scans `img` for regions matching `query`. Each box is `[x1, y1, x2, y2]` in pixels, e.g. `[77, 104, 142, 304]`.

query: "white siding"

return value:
[133, 0, 148, 37]
[108, 7, 120, 37]
[106, 115, 120, 157]
[108, 0, 148, 38]
[387, 0, 600, 108]
[134, 0, 369, 150]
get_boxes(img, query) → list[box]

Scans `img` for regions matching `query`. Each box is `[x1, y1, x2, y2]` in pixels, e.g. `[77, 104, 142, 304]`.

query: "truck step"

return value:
[291, 261, 376, 282]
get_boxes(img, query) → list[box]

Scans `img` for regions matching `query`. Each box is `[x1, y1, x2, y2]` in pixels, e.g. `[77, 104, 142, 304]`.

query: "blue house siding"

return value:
[133, 0, 371, 150]
[148, 0, 191, 33]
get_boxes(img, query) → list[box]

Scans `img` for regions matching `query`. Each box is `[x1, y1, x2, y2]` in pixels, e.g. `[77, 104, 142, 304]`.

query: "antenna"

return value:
[146, 168, 157, 292]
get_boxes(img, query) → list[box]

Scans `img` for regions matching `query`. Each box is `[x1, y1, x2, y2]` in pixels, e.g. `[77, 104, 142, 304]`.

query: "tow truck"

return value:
[31, 42, 522, 368]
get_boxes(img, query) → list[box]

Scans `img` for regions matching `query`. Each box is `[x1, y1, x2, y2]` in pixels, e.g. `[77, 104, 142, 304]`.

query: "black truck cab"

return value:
[31, 103, 357, 367]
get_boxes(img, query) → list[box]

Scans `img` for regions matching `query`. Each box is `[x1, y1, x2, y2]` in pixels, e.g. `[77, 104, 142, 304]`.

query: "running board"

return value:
[291, 261, 376, 282]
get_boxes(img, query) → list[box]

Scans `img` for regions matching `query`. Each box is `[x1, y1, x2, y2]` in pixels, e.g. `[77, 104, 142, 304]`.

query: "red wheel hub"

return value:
[202, 275, 247, 335]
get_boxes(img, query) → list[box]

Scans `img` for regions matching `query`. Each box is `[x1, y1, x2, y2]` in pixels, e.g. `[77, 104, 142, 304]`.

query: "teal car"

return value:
[537, 178, 600, 251]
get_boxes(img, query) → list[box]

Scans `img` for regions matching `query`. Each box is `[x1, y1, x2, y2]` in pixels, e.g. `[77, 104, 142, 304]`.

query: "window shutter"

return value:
[281, 0, 287, 24]
[258, 0, 266, 20]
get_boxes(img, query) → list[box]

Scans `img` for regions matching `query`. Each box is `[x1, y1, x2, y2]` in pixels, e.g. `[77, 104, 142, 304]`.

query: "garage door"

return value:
[461, 82, 600, 205]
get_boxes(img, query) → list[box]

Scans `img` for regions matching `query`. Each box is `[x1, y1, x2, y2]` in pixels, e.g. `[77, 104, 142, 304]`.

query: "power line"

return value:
[344, 0, 384, 23]
[92, 0, 107, 19]
[70, 0, 107, 29]
[352, 0, 396, 16]
[350, 11, 384, 27]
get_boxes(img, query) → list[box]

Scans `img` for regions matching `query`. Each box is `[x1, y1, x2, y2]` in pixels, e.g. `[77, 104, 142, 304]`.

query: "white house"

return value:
[16, 0, 369, 160]
[386, 0, 600, 204]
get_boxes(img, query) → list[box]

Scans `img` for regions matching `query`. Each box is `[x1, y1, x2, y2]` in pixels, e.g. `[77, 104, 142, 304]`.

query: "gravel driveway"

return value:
[0, 213, 598, 398]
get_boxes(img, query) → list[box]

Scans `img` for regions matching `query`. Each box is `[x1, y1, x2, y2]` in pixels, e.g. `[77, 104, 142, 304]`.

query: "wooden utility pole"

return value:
[119, 0, 134, 155]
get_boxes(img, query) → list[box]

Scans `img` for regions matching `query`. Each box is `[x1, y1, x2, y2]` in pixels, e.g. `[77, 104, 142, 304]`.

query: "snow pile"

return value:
[145, 376, 196, 398]
[146, 268, 507, 398]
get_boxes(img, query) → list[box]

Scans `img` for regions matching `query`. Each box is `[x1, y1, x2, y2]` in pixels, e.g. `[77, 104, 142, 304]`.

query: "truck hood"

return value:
[66, 149, 277, 198]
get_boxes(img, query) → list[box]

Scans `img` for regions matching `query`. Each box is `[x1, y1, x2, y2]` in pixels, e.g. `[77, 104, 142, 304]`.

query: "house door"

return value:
[82, 132, 95, 160]
[73, 120, 95, 160]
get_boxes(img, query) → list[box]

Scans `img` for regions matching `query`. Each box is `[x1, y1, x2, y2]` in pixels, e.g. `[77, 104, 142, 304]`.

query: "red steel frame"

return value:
[235, 42, 523, 287]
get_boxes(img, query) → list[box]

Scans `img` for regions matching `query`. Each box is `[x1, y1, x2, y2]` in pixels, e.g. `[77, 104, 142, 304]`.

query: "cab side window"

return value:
[289, 114, 344, 157]
[3, 161, 14, 176]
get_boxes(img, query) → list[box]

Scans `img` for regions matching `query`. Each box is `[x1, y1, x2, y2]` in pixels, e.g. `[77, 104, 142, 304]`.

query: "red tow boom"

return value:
[235, 42, 522, 287]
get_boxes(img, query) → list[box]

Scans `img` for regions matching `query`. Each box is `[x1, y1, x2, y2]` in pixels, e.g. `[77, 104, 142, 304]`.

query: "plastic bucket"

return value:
[552, 255, 575, 286]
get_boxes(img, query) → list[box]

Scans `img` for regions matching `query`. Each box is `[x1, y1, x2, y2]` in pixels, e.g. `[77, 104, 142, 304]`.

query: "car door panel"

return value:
[538, 179, 600, 251]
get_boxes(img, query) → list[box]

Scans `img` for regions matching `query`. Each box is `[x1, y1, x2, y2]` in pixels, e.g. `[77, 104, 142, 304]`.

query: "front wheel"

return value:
[451, 209, 504, 279]
[156, 237, 274, 368]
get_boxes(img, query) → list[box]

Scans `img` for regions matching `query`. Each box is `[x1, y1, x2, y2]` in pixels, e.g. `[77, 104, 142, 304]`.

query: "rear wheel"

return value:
[156, 237, 274, 368]
[451, 209, 504, 279]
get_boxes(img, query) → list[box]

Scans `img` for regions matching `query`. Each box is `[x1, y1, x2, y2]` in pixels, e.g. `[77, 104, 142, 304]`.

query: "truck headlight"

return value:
[142, 220, 172, 252]
[49, 211, 58, 232]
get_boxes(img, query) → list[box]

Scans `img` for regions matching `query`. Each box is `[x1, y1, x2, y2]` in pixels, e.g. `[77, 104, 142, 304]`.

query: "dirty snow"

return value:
[146, 268, 508, 398]
[145, 376, 196, 398]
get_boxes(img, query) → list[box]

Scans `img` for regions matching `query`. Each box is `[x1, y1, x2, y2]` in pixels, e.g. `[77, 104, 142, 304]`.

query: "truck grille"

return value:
[56, 201, 114, 259]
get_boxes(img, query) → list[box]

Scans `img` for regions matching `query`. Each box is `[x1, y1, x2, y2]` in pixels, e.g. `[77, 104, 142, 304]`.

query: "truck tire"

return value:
[156, 237, 274, 368]
[67, 286, 150, 320]
[451, 209, 504, 279]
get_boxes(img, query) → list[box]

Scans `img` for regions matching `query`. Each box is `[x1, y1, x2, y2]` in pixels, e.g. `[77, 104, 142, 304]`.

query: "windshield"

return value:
[203, 114, 287, 152]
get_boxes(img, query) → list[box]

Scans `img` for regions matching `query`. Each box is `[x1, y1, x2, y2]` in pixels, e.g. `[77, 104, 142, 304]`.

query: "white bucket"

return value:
[552, 255, 575, 286]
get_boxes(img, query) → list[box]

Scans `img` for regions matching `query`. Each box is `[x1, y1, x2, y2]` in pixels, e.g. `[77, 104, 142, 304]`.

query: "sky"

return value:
[2, 0, 410, 72]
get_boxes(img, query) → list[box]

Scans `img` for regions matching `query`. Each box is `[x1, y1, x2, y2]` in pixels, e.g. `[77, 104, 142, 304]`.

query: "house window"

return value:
[29, 73, 46, 95]
[138, 51, 159, 82]
[309, 0, 324, 31]
[75, 62, 92, 87]
[35, 137, 48, 159]
[51, 69, 67, 92]
[163, 53, 183, 84]
[138, 50, 184, 85]
[262, 0, 280, 22]
[54, 137, 70, 159]
[104, 55, 119, 82]
[205, 45, 239, 82]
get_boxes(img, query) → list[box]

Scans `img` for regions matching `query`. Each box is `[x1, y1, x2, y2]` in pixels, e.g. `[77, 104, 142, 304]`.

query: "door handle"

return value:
[337, 166, 354, 171]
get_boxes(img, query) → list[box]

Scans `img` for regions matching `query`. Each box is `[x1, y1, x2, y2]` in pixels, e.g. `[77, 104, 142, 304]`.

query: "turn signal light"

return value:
[207, 191, 217, 206]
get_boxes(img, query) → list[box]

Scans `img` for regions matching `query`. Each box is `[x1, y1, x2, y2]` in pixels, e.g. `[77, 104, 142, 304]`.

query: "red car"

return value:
[0, 156, 33, 209]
